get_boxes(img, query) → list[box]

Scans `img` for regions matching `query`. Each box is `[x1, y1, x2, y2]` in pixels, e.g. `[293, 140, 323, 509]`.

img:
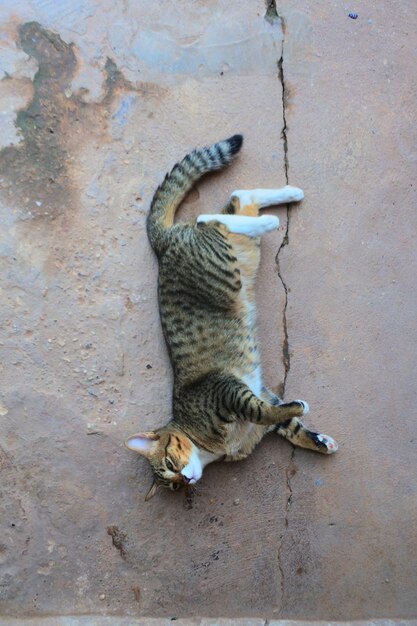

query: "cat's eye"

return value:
[165, 459, 174, 472]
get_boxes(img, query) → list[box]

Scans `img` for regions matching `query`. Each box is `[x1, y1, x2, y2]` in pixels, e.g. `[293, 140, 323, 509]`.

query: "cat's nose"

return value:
[182, 476, 191, 484]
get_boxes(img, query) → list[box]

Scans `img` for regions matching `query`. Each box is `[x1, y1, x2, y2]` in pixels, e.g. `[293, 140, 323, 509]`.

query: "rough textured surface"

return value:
[279, 2, 417, 619]
[0, 0, 416, 621]
[0, 615, 417, 626]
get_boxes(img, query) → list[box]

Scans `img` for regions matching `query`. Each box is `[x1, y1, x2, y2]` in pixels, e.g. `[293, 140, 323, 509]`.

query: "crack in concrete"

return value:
[265, 3, 291, 398]
[265, 2, 296, 615]
[275, 11, 290, 399]
[277, 445, 296, 615]
[278, 52, 289, 184]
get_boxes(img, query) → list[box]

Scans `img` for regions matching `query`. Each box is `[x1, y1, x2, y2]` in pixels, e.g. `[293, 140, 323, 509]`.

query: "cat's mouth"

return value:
[182, 475, 197, 485]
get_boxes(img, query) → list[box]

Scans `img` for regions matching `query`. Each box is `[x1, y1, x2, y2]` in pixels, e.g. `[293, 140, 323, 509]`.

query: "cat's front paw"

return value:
[283, 186, 304, 203]
[295, 400, 309, 415]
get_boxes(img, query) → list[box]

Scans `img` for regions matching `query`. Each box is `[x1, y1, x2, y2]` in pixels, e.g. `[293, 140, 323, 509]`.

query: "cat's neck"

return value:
[181, 441, 223, 483]
[168, 424, 223, 481]
[196, 444, 223, 468]
[173, 424, 224, 466]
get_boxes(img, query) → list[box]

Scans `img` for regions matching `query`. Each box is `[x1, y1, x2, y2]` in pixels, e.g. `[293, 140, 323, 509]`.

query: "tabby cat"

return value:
[125, 135, 338, 500]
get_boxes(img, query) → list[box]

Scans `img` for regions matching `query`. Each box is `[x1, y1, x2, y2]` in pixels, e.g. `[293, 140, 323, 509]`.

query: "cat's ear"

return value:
[144, 480, 159, 502]
[124, 432, 160, 457]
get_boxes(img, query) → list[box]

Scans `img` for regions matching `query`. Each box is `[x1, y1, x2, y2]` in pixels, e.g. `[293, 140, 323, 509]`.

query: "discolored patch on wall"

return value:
[0, 22, 79, 219]
[0, 22, 164, 223]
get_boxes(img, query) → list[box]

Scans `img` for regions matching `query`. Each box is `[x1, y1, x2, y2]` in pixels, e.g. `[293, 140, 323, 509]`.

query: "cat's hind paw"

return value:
[283, 185, 304, 203]
[259, 214, 280, 233]
[310, 432, 338, 454]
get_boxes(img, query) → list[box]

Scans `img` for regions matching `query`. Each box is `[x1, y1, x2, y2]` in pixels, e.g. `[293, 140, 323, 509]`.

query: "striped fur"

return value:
[147, 135, 243, 254]
[126, 136, 337, 499]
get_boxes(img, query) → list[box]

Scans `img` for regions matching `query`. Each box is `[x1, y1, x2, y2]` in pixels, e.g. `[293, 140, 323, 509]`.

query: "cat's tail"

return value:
[147, 134, 243, 254]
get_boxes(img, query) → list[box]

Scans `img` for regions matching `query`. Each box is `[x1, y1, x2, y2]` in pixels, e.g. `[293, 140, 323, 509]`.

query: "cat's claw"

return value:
[313, 433, 338, 454]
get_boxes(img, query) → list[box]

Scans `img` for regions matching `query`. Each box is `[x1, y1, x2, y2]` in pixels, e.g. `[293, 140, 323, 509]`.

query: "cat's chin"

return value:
[182, 474, 198, 485]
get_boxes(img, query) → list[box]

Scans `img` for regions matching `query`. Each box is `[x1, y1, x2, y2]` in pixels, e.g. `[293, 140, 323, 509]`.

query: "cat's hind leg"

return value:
[196, 213, 279, 237]
[199, 185, 304, 236]
[223, 186, 304, 216]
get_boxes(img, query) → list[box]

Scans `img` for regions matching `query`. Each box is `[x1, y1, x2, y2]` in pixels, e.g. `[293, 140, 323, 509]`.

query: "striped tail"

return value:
[147, 134, 243, 254]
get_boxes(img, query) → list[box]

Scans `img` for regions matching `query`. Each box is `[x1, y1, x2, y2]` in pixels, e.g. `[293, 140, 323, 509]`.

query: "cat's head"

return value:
[124, 427, 200, 500]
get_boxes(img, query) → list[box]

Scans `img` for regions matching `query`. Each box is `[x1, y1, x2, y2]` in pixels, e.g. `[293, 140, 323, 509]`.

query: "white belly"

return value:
[242, 365, 262, 397]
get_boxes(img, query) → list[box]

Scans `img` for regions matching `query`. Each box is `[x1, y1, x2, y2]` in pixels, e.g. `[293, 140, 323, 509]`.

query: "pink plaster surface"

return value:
[0, 0, 416, 621]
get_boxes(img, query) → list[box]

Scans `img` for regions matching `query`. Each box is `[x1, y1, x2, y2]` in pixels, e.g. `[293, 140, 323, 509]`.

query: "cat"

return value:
[125, 135, 338, 501]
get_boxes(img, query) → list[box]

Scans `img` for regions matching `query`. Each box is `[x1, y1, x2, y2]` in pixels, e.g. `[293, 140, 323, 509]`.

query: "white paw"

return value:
[316, 433, 338, 454]
[284, 186, 304, 202]
[259, 214, 279, 232]
[296, 400, 309, 415]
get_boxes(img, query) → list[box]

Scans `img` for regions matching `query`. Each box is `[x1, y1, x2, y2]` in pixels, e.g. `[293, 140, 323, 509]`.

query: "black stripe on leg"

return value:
[292, 421, 301, 435]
